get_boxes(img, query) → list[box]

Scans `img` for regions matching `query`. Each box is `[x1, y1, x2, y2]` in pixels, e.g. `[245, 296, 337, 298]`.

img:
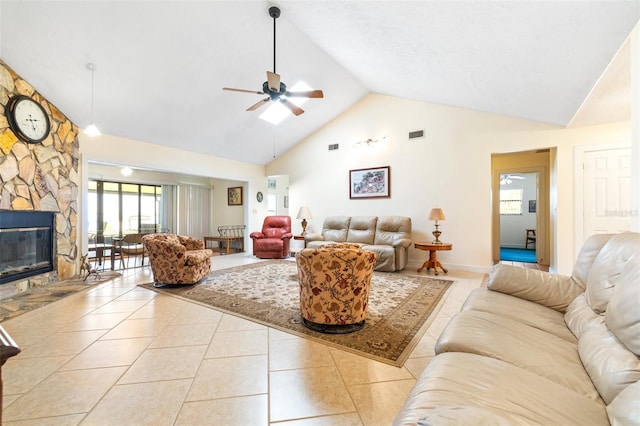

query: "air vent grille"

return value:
[328, 143, 339, 151]
[409, 130, 424, 140]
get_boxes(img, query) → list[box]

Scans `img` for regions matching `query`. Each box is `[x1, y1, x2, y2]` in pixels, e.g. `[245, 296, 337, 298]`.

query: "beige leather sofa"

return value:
[395, 232, 640, 425]
[304, 216, 411, 272]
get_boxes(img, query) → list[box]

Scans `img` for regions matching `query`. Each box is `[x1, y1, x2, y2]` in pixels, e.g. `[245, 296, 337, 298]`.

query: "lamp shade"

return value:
[428, 208, 446, 221]
[296, 206, 313, 219]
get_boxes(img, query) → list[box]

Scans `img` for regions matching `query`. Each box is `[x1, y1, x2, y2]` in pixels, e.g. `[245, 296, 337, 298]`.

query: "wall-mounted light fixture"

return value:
[353, 136, 386, 148]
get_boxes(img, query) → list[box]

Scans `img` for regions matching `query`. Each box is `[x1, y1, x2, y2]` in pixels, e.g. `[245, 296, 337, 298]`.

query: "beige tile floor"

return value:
[2, 254, 484, 425]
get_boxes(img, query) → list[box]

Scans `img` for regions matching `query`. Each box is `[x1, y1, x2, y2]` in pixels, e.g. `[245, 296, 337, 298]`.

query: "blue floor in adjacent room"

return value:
[500, 247, 536, 263]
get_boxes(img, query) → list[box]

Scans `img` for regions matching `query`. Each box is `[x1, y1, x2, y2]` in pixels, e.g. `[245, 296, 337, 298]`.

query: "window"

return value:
[88, 180, 162, 241]
[500, 189, 523, 215]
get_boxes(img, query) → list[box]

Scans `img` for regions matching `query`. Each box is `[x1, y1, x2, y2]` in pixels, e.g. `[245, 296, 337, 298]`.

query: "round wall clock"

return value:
[6, 95, 51, 144]
[256, 191, 264, 202]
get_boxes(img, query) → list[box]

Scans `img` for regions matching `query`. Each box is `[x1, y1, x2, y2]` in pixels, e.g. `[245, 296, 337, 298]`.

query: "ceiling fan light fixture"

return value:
[259, 81, 312, 125]
[223, 6, 323, 116]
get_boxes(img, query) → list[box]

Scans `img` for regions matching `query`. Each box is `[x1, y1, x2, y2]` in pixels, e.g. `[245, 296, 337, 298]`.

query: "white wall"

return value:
[80, 133, 269, 253]
[267, 93, 633, 274]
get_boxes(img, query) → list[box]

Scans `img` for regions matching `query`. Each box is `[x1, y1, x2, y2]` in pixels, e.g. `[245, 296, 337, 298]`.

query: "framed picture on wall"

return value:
[349, 166, 390, 199]
[529, 200, 536, 213]
[228, 187, 243, 206]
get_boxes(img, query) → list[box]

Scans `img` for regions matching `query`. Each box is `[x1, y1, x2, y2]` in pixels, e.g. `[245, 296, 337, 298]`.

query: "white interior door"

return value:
[583, 147, 632, 239]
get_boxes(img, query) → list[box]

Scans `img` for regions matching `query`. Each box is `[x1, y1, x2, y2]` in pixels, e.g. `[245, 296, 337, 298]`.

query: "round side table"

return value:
[415, 242, 452, 275]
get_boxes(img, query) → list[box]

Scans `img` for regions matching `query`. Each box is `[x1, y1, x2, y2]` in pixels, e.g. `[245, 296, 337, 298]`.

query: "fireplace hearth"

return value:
[0, 211, 54, 285]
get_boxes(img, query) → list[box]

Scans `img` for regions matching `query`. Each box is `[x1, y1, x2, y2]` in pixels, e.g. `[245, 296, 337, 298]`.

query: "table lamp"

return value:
[296, 206, 313, 235]
[428, 208, 446, 244]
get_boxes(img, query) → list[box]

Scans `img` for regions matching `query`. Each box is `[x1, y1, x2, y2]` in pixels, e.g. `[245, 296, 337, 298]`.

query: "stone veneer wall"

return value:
[0, 59, 80, 293]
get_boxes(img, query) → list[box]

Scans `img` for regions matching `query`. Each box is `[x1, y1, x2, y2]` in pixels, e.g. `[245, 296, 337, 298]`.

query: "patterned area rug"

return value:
[140, 260, 453, 366]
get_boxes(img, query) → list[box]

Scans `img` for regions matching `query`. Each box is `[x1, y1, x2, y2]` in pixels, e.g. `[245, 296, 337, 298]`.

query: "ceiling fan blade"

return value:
[284, 89, 324, 99]
[223, 87, 264, 95]
[267, 71, 281, 92]
[281, 99, 304, 116]
[247, 97, 270, 112]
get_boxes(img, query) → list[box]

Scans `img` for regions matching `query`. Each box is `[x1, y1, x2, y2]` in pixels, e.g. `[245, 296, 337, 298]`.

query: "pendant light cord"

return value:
[90, 66, 95, 123]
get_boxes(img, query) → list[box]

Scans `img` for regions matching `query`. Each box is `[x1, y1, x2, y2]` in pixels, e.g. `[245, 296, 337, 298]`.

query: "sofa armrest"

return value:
[304, 232, 323, 242]
[487, 264, 583, 313]
[392, 238, 412, 248]
[250, 232, 265, 239]
[281, 232, 293, 240]
[178, 235, 204, 251]
[184, 249, 213, 266]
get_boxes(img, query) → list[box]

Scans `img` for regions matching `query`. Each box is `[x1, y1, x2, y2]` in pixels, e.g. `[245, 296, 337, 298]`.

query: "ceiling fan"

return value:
[500, 174, 526, 185]
[223, 6, 324, 116]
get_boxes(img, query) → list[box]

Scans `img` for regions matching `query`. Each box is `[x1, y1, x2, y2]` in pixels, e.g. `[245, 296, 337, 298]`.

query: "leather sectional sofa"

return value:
[394, 232, 640, 425]
[304, 216, 412, 272]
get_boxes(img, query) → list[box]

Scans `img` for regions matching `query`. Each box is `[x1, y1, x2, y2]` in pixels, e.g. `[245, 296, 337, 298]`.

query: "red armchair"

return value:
[250, 215, 293, 259]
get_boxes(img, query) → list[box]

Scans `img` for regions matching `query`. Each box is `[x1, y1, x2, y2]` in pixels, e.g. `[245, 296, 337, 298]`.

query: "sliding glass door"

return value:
[88, 180, 162, 241]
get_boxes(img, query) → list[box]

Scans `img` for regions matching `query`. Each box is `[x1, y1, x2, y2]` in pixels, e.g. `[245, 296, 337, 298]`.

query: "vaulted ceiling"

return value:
[1, 1, 638, 165]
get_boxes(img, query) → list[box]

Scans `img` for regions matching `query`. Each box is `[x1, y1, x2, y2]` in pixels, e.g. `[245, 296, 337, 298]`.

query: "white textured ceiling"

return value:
[1, 1, 638, 165]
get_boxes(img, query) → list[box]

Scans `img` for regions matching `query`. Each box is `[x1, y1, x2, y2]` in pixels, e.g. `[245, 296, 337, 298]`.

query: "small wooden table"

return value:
[204, 236, 244, 255]
[290, 235, 307, 257]
[293, 235, 307, 248]
[415, 242, 453, 275]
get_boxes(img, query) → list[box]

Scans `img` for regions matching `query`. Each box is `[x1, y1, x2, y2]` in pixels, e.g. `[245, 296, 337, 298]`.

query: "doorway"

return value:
[267, 175, 290, 216]
[491, 149, 552, 266]
[498, 172, 538, 263]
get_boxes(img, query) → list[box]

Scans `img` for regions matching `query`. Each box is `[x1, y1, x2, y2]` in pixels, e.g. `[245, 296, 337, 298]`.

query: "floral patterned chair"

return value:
[296, 243, 377, 333]
[249, 215, 293, 259]
[142, 234, 213, 286]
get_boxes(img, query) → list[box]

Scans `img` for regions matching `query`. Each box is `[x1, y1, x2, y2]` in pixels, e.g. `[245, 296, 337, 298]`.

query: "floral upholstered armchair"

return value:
[249, 215, 293, 259]
[142, 234, 213, 285]
[296, 244, 377, 333]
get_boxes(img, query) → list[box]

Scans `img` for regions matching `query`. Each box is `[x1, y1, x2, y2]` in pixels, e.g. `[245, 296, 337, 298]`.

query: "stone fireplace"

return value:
[0, 60, 80, 296]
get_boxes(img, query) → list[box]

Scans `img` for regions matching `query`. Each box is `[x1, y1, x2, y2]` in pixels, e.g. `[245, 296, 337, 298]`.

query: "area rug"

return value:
[500, 247, 536, 263]
[140, 260, 453, 367]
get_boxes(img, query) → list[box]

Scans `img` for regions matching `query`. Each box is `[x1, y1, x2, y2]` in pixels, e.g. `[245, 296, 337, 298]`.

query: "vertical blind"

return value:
[176, 184, 214, 238]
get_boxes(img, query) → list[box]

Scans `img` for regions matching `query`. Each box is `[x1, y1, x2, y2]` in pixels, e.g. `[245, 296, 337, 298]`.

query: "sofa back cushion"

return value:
[374, 216, 411, 245]
[585, 232, 640, 314]
[347, 216, 377, 245]
[606, 381, 640, 425]
[606, 250, 640, 355]
[572, 233, 614, 289]
[578, 321, 640, 404]
[578, 236, 640, 405]
[321, 216, 351, 242]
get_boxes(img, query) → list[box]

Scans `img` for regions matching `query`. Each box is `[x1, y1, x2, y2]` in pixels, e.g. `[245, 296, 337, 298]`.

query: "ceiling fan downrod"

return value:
[269, 6, 280, 74]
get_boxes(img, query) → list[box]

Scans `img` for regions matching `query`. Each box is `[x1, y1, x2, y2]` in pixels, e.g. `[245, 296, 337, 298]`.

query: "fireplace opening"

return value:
[0, 210, 54, 285]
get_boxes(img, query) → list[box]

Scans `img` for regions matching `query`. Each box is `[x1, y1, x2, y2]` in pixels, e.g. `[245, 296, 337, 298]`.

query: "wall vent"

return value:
[408, 130, 424, 140]
[328, 143, 339, 151]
